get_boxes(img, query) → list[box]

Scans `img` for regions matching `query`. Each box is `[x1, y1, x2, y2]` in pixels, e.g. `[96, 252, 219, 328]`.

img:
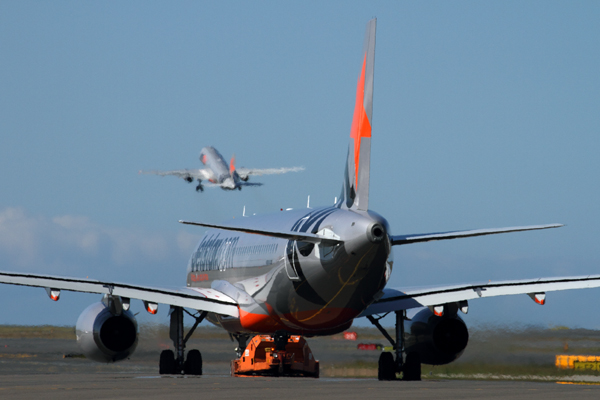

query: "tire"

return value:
[313, 362, 320, 379]
[378, 352, 396, 381]
[159, 350, 176, 375]
[402, 352, 421, 381]
[184, 349, 203, 375]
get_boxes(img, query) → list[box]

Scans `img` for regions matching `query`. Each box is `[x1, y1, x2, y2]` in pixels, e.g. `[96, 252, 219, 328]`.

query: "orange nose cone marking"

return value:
[349, 53, 372, 189]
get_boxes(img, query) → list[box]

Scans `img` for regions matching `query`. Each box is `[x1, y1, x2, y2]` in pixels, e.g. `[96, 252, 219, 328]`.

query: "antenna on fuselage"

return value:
[334, 196, 337, 205]
[307, 195, 311, 209]
[243, 206, 246, 217]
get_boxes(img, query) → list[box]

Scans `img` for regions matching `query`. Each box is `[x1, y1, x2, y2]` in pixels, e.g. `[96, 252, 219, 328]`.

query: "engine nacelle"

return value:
[404, 308, 469, 365]
[75, 301, 138, 363]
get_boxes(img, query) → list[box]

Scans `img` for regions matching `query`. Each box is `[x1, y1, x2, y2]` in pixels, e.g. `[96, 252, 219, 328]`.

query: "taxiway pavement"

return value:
[1, 374, 600, 400]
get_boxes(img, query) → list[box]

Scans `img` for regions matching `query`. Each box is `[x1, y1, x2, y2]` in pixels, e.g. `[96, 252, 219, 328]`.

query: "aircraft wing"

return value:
[0, 271, 240, 317]
[359, 274, 600, 317]
[139, 169, 212, 181]
[390, 224, 563, 246]
[236, 166, 304, 176]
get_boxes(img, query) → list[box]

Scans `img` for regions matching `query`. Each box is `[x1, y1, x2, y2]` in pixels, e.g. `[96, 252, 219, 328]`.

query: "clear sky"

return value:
[1, 1, 599, 329]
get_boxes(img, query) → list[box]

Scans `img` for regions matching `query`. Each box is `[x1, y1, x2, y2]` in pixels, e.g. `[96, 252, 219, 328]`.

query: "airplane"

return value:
[139, 146, 304, 192]
[2, 18, 600, 381]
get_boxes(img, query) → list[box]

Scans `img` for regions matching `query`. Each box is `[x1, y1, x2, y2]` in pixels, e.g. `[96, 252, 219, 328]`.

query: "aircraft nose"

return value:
[367, 222, 386, 244]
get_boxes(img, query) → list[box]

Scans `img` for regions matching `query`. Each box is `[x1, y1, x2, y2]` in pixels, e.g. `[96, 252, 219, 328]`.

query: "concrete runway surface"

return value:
[2, 326, 600, 398]
[1, 374, 600, 400]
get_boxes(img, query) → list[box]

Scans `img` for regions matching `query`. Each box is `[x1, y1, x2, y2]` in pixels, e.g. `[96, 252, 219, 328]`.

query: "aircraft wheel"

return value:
[378, 352, 396, 381]
[184, 349, 203, 375]
[159, 350, 176, 375]
[312, 362, 320, 378]
[402, 352, 421, 381]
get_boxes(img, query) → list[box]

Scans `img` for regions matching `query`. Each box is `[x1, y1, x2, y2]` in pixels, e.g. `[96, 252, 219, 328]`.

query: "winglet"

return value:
[338, 18, 376, 211]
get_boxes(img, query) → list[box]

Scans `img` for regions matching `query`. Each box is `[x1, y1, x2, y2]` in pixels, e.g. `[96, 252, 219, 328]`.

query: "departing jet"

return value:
[2, 19, 600, 381]
[140, 146, 304, 192]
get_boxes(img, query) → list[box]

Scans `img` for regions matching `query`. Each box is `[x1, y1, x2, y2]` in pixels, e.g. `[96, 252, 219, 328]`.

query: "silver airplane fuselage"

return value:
[186, 206, 393, 336]
[199, 146, 239, 190]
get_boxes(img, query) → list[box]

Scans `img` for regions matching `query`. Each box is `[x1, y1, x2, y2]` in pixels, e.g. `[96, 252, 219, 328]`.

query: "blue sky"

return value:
[1, 1, 599, 329]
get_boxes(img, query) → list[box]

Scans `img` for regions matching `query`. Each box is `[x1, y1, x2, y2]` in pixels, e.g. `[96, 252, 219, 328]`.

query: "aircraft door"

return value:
[285, 240, 301, 281]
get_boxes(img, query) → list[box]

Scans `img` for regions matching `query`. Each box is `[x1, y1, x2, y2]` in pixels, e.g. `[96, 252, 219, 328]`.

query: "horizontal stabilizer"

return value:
[391, 224, 563, 246]
[179, 220, 343, 245]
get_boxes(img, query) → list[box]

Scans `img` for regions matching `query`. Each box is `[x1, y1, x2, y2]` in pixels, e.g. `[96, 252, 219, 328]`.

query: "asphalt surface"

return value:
[1, 374, 600, 400]
[1, 326, 600, 398]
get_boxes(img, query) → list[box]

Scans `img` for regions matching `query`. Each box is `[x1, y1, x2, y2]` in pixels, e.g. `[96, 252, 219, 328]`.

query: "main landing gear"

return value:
[367, 310, 421, 381]
[159, 307, 208, 375]
[195, 179, 204, 192]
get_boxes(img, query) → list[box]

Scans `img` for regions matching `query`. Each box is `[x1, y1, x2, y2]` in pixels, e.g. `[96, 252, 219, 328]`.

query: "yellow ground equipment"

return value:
[231, 335, 319, 377]
[556, 355, 600, 371]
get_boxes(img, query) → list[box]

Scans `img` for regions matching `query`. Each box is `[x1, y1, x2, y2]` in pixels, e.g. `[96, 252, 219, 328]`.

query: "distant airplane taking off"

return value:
[140, 146, 304, 192]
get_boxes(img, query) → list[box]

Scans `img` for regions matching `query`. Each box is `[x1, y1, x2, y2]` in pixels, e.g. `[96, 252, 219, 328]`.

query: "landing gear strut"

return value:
[367, 310, 421, 381]
[195, 179, 204, 192]
[233, 333, 249, 358]
[159, 307, 207, 375]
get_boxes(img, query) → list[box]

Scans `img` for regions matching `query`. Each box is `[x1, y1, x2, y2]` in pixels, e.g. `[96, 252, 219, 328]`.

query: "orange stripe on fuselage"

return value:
[239, 304, 287, 332]
[238, 305, 359, 335]
[350, 53, 372, 189]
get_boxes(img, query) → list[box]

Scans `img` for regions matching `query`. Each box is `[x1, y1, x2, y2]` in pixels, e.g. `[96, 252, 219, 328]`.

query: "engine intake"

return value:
[404, 308, 469, 365]
[76, 301, 138, 363]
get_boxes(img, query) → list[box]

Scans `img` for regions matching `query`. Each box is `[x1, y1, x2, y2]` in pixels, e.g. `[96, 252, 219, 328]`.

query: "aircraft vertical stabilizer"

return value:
[338, 18, 376, 211]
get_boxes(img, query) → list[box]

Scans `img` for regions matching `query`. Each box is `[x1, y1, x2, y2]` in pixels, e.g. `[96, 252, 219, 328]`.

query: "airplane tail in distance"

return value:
[338, 18, 376, 212]
[229, 155, 236, 174]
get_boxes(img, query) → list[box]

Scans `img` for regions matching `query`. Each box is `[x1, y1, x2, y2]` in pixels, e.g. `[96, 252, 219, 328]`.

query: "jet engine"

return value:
[404, 308, 469, 365]
[75, 297, 138, 363]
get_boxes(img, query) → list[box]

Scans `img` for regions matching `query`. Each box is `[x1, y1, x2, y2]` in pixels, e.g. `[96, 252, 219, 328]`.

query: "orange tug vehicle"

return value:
[231, 334, 319, 378]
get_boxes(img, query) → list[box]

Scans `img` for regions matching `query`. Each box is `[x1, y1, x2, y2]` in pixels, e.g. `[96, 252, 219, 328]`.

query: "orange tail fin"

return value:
[338, 18, 376, 211]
